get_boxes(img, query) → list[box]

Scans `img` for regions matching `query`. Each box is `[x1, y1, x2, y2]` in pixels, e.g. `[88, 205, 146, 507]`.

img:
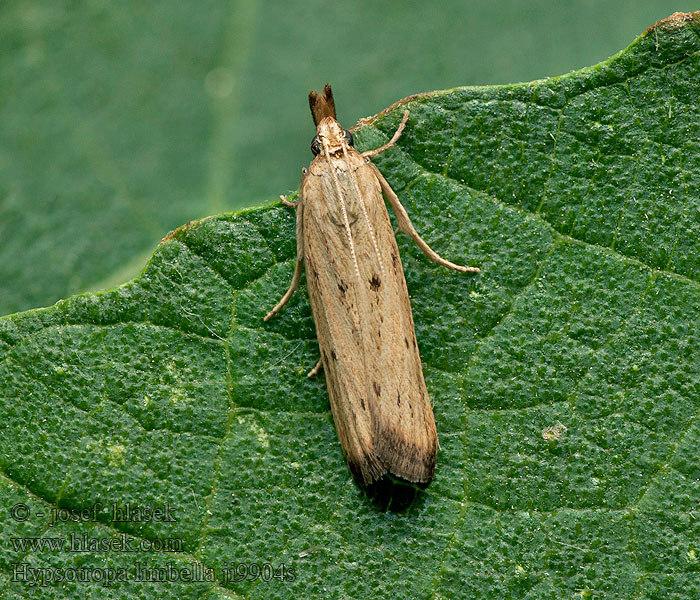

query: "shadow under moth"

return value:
[265, 84, 479, 488]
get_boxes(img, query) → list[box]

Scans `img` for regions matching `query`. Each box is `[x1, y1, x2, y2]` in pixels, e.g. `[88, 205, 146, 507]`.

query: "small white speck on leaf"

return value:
[542, 421, 568, 441]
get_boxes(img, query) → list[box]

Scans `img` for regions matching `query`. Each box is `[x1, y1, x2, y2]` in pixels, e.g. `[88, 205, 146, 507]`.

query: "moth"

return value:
[265, 84, 478, 487]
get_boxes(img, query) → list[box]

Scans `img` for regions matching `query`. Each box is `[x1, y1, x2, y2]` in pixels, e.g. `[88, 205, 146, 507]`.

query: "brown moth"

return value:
[265, 84, 479, 487]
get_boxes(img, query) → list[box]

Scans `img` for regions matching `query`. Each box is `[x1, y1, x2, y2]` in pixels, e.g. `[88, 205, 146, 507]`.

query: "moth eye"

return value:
[311, 136, 321, 155]
[344, 130, 354, 147]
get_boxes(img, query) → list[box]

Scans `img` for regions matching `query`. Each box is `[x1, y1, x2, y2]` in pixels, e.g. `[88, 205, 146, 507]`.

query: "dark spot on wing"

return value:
[373, 381, 381, 397]
[369, 274, 381, 291]
[397, 392, 401, 407]
[338, 280, 348, 294]
[404, 337, 409, 348]
[331, 350, 337, 361]
[413, 337, 417, 349]
[391, 252, 398, 271]
[361, 397, 366, 411]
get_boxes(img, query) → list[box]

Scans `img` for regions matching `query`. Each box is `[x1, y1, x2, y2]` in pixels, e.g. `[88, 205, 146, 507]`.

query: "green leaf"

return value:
[1, 11, 700, 599]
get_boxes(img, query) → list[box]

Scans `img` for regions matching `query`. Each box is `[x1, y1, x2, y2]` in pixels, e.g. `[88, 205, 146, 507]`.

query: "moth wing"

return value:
[303, 155, 437, 485]
[356, 165, 438, 485]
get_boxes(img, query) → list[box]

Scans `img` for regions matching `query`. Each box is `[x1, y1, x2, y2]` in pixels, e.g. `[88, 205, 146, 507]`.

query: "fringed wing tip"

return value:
[348, 440, 436, 488]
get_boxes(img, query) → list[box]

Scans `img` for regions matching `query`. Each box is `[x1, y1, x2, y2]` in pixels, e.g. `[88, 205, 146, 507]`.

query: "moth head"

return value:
[312, 117, 354, 157]
[309, 84, 353, 157]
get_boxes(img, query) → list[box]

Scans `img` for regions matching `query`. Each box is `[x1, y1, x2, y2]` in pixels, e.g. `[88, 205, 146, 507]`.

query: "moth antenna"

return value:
[323, 140, 361, 285]
[342, 143, 385, 277]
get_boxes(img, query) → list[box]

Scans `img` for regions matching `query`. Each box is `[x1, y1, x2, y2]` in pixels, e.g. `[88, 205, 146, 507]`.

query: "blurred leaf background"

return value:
[0, 0, 694, 316]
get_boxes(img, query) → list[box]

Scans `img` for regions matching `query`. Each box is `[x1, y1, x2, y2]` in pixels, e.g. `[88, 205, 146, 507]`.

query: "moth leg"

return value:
[264, 258, 303, 321]
[307, 357, 323, 378]
[361, 110, 410, 159]
[264, 187, 305, 322]
[371, 164, 480, 273]
[280, 194, 297, 208]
